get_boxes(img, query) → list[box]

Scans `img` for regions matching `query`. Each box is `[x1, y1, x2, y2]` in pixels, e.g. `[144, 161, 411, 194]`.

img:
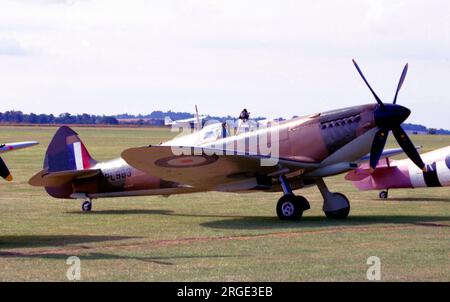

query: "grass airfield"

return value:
[0, 126, 449, 281]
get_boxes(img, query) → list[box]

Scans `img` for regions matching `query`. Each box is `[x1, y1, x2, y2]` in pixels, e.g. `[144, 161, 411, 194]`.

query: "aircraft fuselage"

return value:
[38, 103, 380, 199]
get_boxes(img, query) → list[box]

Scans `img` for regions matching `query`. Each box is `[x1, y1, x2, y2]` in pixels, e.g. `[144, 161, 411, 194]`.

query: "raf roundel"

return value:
[155, 155, 218, 168]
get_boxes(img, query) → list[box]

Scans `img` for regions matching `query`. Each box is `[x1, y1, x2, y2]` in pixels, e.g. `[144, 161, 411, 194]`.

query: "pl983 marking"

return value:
[103, 167, 132, 182]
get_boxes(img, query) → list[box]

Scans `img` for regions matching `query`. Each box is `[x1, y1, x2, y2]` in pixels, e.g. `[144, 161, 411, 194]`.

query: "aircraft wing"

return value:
[0, 141, 39, 154]
[122, 146, 319, 189]
[29, 169, 101, 187]
[355, 146, 421, 163]
[165, 116, 207, 125]
[345, 147, 418, 181]
[345, 156, 399, 181]
[345, 166, 398, 181]
[0, 141, 38, 181]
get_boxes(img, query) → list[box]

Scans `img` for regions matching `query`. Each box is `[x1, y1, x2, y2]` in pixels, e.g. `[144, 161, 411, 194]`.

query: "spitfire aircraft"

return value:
[164, 105, 207, 129]
[346, 146, 450, 199]
[30, 60, 427, 220]
[164, 116, 207, 128]
[1, 141, 39, 181]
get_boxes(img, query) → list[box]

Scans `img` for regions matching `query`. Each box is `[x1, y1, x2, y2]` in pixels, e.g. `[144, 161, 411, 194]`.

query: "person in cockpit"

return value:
[237, 109, 250, 134]
[239, 109, 250, 122]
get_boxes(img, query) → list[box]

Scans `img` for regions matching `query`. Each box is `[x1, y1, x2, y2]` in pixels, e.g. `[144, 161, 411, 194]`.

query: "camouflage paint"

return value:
[31, 103, 379, 199]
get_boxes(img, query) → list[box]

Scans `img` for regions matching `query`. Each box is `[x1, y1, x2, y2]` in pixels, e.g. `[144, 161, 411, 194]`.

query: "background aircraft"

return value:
[30, 60, 427, 220]
[1, 141, 39, 181]
[164, 105, 207, 129]
[164, 115, 207, 127]
[346, 146, 450, 199]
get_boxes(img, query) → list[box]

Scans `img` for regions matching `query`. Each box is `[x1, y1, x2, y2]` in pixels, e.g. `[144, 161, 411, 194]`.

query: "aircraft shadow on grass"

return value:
[67, 209, 174, 215]
[65, 208, 450, 230]
[199, 215, 450, 230]
[67, 209, 245, 219]
[373, 197, 450, 202]
[0, 235, 137, 250]
[0, 251, 245, 265]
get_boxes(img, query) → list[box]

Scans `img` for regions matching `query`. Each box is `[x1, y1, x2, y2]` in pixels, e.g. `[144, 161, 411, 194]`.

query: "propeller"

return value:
[0, 156, 13, 181]
[352, 59, 427, 172]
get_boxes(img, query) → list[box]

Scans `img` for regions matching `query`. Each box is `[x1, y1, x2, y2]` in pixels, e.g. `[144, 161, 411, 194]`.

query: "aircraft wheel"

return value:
[276, 194, 308, 221]
[379, 190, 388, 199]
[82, 200, 92, 212]
[324, 193, 350, 219]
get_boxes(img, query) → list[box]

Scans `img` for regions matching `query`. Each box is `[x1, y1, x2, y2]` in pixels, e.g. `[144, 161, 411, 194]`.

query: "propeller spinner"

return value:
[352, 59, 427, 172]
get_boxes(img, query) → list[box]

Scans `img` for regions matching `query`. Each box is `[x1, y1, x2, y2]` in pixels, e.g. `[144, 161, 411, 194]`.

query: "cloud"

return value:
[0, 0, 448, 128]
[0, 37, 27, 56]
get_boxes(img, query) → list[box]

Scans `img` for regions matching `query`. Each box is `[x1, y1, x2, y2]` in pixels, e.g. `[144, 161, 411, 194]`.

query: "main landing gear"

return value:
[276, 175, 310, 220]
[275, 176, 351, 220]
[379, 190, 388, 199]
[82, 199, 93, 212]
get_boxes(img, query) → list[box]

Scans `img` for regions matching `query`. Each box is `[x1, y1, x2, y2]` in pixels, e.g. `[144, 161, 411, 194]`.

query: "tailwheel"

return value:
[276, 194, 310, 221]
[82, 200, 92, 212]
[379, 190, 388, 199]
[324, 193, 350, 219]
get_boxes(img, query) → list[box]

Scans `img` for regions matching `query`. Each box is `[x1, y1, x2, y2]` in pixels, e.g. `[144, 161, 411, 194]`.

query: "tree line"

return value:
[0, 111, 119, 125]
[1, 110, 448, 134]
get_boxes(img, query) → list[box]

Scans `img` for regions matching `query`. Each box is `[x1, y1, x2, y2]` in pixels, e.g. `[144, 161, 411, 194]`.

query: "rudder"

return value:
[44, 126, 97, 172]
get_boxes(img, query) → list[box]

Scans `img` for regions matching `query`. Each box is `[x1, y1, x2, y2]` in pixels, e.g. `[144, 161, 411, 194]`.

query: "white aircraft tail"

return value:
[164, 116, 173, 126]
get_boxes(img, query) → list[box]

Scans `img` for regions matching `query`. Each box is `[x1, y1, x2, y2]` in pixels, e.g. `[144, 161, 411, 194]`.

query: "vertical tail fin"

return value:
[164, 116, 173, 125]
[44, 126, 97, 172]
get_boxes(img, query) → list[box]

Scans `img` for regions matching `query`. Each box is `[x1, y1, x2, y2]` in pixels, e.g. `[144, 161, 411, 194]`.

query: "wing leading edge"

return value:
[121, 145, 319, 189]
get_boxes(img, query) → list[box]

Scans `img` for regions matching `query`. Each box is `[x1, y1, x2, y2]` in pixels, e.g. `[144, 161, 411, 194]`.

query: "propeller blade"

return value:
[370, 128, 389, 169]
[393, 63, 408, 104]
[352, 59, 385, 108]
[392, 127, 426, 171]
[0, 156, 12, 181]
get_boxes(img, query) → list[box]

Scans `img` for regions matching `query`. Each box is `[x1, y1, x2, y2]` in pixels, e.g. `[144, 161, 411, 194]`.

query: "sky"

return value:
[0, 0, 449, 128]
